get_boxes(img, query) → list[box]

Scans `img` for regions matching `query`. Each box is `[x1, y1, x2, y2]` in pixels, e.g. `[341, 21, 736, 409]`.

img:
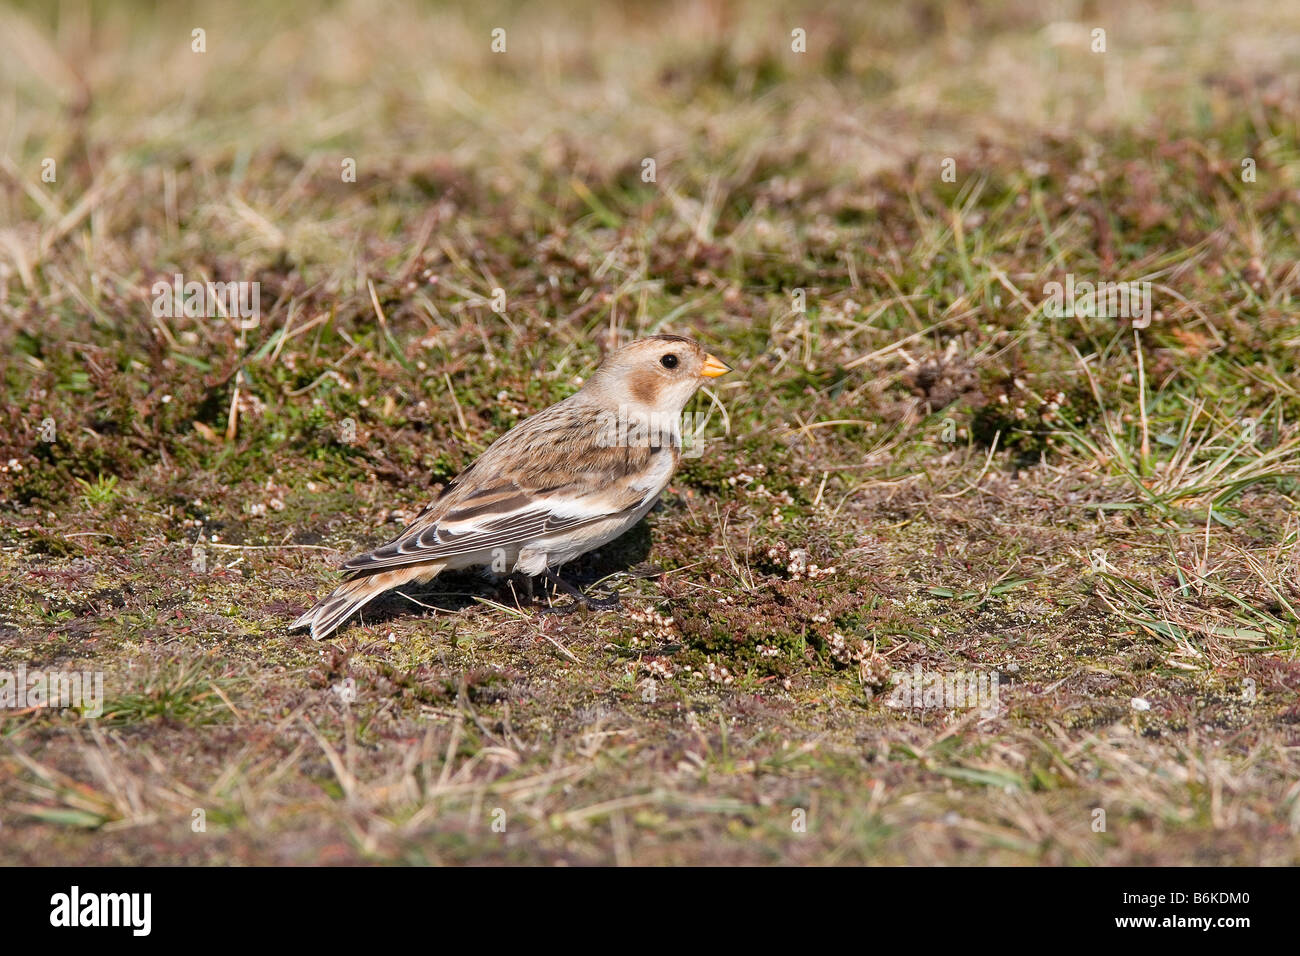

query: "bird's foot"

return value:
[581, 592, 621, 611]
[533, 572, 621, 614]
[536, 600, 583, 617]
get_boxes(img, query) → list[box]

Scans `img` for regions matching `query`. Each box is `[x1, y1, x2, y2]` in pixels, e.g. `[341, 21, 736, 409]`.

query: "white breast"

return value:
[632, 446, 677, 496]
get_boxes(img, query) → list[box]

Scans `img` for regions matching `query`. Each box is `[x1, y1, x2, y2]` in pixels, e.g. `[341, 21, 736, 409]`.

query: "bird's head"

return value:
[582, 334, 730, 418]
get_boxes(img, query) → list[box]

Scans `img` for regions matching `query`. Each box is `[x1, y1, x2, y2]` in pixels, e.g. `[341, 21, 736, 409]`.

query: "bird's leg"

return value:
[509, 572, 534, 609]
[535, 570, 621, 614]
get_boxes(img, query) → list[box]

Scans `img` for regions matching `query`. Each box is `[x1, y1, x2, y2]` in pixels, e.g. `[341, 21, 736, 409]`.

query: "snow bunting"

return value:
[291, 334, 731, 640]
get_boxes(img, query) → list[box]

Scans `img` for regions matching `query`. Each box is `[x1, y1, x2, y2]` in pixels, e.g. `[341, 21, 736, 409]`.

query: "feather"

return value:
[339, 397, 669, 573]
[290, 564, 444, 641]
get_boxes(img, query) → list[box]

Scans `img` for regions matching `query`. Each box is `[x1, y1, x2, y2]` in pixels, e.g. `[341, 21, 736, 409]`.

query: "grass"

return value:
[1, 0, 1299, 864]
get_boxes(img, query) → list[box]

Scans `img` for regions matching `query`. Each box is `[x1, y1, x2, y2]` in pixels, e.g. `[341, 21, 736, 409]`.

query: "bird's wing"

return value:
[340, 399, 677, 574]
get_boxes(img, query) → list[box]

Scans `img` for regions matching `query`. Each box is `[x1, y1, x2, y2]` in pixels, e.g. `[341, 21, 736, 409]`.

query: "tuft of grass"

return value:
[74, 473, 120, 509]
[99, 663, 233, 727]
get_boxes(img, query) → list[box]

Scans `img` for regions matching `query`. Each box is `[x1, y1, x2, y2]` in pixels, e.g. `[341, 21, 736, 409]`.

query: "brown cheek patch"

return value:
[628, 369, 661, 406]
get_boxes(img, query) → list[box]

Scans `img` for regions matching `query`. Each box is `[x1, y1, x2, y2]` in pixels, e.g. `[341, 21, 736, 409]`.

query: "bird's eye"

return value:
[660, 354, 679, 369]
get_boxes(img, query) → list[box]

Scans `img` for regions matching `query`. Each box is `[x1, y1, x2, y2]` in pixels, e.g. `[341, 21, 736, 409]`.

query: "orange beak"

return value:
[701, 354, 732, 378]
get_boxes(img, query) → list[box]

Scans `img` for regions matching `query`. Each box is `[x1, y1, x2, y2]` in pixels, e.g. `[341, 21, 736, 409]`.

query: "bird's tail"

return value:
[290, 564, 445, 640]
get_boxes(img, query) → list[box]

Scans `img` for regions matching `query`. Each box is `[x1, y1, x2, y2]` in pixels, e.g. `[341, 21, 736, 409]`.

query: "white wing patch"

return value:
[341, 497, 636, 572]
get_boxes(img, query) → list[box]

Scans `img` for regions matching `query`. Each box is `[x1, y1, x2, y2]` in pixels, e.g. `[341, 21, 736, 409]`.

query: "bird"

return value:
[291, 334, 731, 640]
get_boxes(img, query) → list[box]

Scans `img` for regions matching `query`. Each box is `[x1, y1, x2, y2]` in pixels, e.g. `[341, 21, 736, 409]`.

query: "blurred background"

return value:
[3, 0, 1298, 294]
